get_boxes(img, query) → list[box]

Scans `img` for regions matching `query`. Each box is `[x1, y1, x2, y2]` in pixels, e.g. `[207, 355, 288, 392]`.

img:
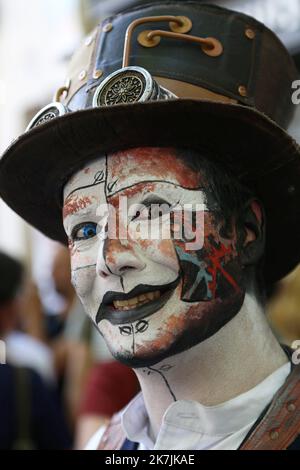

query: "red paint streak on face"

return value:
[157, 239, 176, 259]
[135, 292, 215, 356]
[137, 312, 186, 356]
[108, 183, 157, 209]
[138, 239, 153, 250]
[63, 195, 93, 219]
[69, 244, 80, 262]
[84, 167, 91, 175]
[104, 209, 127, 266]
[68, 238, 75, 254]
[207, 243, 240, 297]
[105, 238, 136, 268]
[109, 147, 201, 188]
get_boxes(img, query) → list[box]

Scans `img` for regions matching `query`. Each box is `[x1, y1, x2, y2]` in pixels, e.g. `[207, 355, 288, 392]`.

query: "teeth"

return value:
[113, 290, 161, 310]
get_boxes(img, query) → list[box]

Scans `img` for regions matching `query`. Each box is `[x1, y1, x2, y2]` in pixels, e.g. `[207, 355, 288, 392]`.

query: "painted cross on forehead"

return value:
[63, 148, 244, 369]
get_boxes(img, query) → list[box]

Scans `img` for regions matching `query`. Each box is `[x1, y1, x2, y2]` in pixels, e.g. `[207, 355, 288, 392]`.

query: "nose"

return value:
[97, 238, 146, 278]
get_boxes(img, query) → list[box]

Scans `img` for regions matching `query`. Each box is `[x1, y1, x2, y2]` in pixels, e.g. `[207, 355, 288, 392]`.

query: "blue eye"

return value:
[72, 223, 98, 241]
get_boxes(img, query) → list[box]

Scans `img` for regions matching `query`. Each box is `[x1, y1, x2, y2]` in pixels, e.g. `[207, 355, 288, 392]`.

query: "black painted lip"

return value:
[96, 277, 180, 325]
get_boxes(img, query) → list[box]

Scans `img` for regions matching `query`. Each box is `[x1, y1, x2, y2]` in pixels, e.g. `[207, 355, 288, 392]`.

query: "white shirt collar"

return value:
[121, 362, 291, 450]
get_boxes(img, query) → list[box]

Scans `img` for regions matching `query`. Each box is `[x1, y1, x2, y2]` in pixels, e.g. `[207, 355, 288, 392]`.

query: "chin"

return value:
[112, 348, 175, 369]
[109, 290, 246, 369]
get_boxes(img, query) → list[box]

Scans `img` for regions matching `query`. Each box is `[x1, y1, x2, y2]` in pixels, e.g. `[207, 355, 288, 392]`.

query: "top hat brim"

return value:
[0, 98, 300, 284]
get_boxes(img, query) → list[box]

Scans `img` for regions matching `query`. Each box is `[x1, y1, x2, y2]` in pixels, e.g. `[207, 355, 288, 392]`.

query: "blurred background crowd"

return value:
[0, 0, 300, 450]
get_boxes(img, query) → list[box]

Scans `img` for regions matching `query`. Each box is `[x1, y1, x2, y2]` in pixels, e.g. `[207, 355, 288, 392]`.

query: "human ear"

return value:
[238, 199, 265, 267]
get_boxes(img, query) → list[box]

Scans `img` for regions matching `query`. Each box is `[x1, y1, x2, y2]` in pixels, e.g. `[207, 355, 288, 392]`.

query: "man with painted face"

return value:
[1, 2, 300, 450]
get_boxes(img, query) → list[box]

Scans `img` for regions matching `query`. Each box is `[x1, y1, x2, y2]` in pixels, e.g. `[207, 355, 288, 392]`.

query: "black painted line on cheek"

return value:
[147, 367, 177, 402]
[104, 158, 117, 276]
[171, 239, 184, 301]
[105, 155, 120, 196]
[102, 223, 111, 271]
[72, 263, 97, 273]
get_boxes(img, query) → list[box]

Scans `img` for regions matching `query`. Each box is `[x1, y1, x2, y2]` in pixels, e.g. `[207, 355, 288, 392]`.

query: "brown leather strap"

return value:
[240, 364, 300, 450]
[97, 412, 126, 450]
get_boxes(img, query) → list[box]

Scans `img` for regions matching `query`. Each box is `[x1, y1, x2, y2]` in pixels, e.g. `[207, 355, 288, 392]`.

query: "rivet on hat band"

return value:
[245, 27, 256, 40]
[238, 85, 248, 97]
[103, 23, 113, 33]
[93, 69, 104, 80]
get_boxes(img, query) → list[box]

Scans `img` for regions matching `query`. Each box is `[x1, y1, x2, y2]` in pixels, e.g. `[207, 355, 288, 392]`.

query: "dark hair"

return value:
[175, 148, 266, 299]
[175, 148, 254, 225]
[0, 252, 24, 304]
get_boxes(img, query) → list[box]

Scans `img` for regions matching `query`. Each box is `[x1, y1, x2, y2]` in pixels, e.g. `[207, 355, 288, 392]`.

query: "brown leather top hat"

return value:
[0, 1, 299, 284]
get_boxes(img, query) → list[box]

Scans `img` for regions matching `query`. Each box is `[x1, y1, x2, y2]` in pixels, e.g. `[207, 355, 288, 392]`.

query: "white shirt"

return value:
[86, 362, 291, 450]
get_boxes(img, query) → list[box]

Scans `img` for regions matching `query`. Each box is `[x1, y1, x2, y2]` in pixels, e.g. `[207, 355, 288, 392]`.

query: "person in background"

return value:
[0, 251, 72, 449]
[267, 266, 300, 345]
[75, 361, 140, 449]
[49, 245, 95, 429]
[46, 245, 77, 340]
[0, 252, 55, 384]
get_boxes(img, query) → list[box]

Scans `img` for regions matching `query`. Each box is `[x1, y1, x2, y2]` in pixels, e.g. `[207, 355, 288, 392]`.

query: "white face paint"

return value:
[63, 147, 245, 367]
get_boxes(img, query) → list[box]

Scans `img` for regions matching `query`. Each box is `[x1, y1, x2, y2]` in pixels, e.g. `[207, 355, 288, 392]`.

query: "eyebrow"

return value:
[63, 196, 97, 219]
[107, 179, 206, 198]
[66, 181, 105, 200]
[140, 195, 172, 206]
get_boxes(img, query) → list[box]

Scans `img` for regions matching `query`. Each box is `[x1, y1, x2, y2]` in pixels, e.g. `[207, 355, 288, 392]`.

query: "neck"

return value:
[134, 293, 288, 441]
